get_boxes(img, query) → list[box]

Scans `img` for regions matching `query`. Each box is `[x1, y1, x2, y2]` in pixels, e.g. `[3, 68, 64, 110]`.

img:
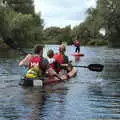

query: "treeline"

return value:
[0, 0, 120, 48]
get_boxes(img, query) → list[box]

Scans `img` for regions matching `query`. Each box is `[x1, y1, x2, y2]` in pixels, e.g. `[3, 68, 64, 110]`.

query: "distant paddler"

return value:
[73, 40, 80, 53]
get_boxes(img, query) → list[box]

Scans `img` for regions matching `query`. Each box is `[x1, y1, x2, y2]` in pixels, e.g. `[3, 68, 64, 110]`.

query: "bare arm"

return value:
[19, 54, 32, 66]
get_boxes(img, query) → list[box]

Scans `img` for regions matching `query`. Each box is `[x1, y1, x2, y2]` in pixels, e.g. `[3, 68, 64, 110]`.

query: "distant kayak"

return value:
[72, 53, 84, 57]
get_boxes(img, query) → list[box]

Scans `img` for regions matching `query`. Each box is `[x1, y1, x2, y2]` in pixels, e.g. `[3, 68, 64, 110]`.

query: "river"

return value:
[0, 45, 120, 120]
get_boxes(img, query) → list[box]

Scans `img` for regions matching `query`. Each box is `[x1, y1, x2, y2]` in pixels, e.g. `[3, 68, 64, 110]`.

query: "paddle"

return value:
[4, 38, 27, 55]
[73, 64, 104, 72]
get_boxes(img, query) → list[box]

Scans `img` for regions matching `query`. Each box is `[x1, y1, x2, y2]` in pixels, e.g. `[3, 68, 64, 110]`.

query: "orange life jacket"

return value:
[53, 54, 64, 64]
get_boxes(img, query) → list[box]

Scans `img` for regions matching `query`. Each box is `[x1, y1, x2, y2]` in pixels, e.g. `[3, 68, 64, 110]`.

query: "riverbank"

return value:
[0, 38, 109, 50]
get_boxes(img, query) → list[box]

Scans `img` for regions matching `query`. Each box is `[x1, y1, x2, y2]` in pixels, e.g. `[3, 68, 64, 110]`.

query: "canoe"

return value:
[72, 53, 84, 56]
[19, 68, 77, 87]
[19, 76, 69, 87]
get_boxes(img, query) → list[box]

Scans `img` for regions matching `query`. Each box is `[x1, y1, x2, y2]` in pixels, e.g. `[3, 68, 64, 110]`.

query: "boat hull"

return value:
[72, 53, 84, 56]
[20, 76, 70, 87]
[19, 67, 77, 87]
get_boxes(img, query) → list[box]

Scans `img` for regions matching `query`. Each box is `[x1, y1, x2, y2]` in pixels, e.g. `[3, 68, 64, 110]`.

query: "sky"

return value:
[34, 0, 97, 28]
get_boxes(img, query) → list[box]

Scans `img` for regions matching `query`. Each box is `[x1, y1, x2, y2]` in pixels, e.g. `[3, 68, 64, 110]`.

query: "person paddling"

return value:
[53, 44, 68, 73]
[19, 44, 60, 79]
[73, 40, 80, 53]
[53, 44, 77, 79]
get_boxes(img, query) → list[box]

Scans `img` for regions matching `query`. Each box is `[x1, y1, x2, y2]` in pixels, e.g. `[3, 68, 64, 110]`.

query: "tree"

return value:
[0, 0, 44, 48]
[96, 0, 120, 47]
[43, 27, 62, 43]
[10, 13, 43, 47]
[72, 23, 90, 44]
[60, 25, 72, 44]
[3, 0, 34, 14]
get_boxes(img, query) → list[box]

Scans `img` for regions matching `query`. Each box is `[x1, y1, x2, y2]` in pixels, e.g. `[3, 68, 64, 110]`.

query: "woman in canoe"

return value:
[19, 44, 60, 79]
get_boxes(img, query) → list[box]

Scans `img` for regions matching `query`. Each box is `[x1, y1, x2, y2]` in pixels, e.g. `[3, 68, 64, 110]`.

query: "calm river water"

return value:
[0, 45, 120, 120]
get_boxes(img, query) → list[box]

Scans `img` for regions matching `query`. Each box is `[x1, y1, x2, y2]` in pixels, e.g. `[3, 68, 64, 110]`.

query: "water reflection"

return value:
[23, 87, 46, 120]
[20, 85, 68, 120]
[74, 56, 80, 62]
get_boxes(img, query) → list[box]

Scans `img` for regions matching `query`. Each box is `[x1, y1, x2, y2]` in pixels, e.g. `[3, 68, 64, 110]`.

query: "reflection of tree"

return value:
[23, 86, 68, 120]
[40, 86, 67, 120]
[23, 87, 46, 120]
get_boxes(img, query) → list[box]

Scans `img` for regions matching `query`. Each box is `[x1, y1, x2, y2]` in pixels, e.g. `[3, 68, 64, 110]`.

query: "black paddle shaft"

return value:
[4, 38, 27, 55]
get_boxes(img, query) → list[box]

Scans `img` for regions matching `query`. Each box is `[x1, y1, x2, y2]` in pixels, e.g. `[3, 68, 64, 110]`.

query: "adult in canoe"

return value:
[19, 44, 60, 79]
[73, 40, 80, 53]
[53, 44, 77, 79]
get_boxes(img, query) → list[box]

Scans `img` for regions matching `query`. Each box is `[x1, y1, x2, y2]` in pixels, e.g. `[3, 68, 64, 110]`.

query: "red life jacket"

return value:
[53, 54, 64, 72]
[29, 56, 43, 68]
[53, 54, 64, 64]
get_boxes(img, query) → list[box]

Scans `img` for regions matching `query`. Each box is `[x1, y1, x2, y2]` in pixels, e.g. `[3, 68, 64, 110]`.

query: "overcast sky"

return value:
[34, 0, 96, 28]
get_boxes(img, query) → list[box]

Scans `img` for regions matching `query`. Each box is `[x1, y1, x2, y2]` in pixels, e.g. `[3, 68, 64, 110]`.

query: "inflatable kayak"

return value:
[19, 68, 77, 87]
[72, 53, 84, 56]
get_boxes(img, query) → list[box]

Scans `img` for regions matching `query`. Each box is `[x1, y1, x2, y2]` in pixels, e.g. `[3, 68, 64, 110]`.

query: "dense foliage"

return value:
[43, 25, 72, 44]
[3, 0, 34, 14]
[0, 0, 43, 48]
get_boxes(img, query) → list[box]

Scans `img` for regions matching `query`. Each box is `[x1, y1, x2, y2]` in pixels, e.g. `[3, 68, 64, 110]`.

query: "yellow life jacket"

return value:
[25, 56, 42, 78]
[25, 66, 41, 78]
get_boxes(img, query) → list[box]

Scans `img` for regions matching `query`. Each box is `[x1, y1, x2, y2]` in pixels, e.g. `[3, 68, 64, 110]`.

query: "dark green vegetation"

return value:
[0, 0, 44, 48]
[0, 0, 120, 48]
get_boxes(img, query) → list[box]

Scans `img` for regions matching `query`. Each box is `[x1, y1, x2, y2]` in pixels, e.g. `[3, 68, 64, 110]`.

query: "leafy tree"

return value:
[43, 26, 72, 44]
[0, 6, 12, 40]
[72, 23, 91, 44]
[10, 13, 43, 47]
[96, 0, 120, 47]
[43, 27, 62, 42]
[3, 0, 34, 14]
[60, 25, 72, 44]
[0, 0, 44, 48]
